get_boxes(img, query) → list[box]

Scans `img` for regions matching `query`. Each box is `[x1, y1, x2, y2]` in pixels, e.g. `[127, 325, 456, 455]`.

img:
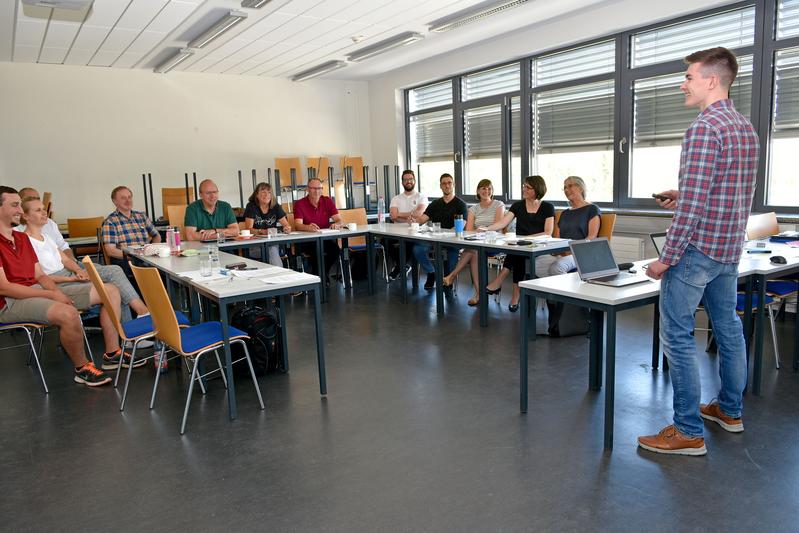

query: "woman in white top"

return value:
[21, 198, 150, 321]
[442, 179, 504, 306]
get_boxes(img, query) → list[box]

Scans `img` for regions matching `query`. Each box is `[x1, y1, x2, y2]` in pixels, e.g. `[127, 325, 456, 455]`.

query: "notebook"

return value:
[569, 238, 651, 287]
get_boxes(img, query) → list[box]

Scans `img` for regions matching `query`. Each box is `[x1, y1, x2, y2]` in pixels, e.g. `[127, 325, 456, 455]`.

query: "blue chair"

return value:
[130, 263, 264, 434]
[82, 258, 191, 411]
[0, 322, 48, 393]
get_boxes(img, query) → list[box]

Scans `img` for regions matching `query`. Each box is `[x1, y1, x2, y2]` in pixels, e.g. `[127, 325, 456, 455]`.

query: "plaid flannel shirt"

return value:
[102, 210, 158, 249]
[660, 99, 759, 265]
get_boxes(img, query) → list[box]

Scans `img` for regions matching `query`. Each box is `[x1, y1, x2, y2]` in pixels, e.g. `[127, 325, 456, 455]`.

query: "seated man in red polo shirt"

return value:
[0, 186, 126, 387]
[292, 178, 344, 279]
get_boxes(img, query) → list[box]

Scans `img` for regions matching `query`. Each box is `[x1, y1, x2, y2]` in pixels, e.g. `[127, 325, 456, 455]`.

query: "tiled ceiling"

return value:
[0, 0, 612, 80]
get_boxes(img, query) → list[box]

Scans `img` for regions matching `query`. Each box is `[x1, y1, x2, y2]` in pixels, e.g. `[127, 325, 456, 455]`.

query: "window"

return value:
[630, 56, 753, 199]
[533, 80, 614, 202]
[462, 64, 520, 101]
[767, 47, 799, 206]
[776, 0, 799, 39]
[408, 80, 452, 112]
[464, 104, 503, 195]
[510, 97, 521, 195]
[534, 40, 615, 86]
[631, 7, 755, 68]
[409, 110, 454, 196]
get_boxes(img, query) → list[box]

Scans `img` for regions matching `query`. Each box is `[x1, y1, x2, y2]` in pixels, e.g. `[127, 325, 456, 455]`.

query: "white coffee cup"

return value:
[410, 222, 420, 232]
[157, 247, 171, 258]
[347, 223, 357, 231]
[240, 229, 251, 237]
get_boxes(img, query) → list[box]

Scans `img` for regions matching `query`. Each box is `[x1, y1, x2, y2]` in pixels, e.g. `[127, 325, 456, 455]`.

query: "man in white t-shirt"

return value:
[387, 170, 427, 281]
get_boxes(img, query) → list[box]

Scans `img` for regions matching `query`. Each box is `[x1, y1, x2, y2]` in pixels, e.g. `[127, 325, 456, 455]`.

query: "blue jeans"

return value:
[659, 245, 747, 437]
[413, 244, 459, 275]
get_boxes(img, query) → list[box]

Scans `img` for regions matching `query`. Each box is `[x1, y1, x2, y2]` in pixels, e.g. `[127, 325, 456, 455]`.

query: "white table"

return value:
[128, 248, 326, 421]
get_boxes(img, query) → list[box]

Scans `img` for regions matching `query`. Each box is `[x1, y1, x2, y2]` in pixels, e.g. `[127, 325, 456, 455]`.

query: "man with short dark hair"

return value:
[0, 186, 113, 387]
[387, 170, 427, 281]
[184, 179, 239, 241]
[412, 173, 468, 290]
[638, 47, 759, 456]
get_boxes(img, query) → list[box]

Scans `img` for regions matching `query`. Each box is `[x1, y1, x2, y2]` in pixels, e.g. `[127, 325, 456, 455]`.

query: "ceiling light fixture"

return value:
[188, 10, 247, 48]
[241, 0, 272, 8]
[154, 48, 195, 73]
[291, 60, 348, 82]
[346, 32, 424, 62]
[428, 0, 529, 33]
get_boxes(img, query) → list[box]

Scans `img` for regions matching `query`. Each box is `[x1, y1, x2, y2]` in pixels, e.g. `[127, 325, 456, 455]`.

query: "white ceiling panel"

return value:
[116, 0, 169, 31]
[2, 0, 618, 80]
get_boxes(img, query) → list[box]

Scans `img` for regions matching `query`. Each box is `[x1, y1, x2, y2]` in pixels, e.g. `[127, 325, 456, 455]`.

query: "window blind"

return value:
[534, 40, 615, 87]
[462, 63, 520, 101]
[778, 0, 799, 40]
[410, 110, 453, 162]
[409, 81, 452, 112]
[534, 80, 614, 151]
[464, 105, 502, 158]
[631, 7, 755, 68]
[773, 47, 799, 137]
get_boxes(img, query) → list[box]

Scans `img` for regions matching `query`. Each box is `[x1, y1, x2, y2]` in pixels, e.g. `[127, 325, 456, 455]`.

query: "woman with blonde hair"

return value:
[442, 179, 504, 306]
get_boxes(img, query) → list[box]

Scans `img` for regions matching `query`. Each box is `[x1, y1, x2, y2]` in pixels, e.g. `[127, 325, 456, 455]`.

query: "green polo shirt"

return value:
[184, 200, 237, 231]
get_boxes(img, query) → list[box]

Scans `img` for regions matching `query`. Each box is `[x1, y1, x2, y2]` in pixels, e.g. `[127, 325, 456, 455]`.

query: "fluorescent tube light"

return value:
[291, 60, 348, 82]
[346, 32, 424, 62]
[428, 0, 529, 33]
[154, 48, 195, 73]
[188, 10, 247, 49]
[241, 0, 272, 7]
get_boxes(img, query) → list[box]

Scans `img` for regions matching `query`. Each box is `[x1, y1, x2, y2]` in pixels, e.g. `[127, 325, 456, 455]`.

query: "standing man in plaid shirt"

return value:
[102, 186, 161, 275]
[637, 48, 759, 456]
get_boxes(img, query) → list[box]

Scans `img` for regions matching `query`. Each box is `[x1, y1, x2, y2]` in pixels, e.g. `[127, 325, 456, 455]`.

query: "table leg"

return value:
[399, 237, 408, 304]
[794, 297, 799, 371]
[589, 309, 604, 391]
[219, 304, 237, 421]
[753, 274, 766, 395]
[478, 248, 488, 328]
[341, 238, 352, 290]
[743, 276, 753, 357]
[519, 290, 529, 413]
[316, 238, 326, 303]
[278, 294, 289, 372]
[434, 242, 444, 316]
[604, 310, 617, 450]
[313, 286, 327, 395]
[651, 298, 660, 370]
[366, 233, 375, 295]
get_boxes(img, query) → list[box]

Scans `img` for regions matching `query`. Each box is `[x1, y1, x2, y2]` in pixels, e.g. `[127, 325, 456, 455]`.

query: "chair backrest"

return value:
[129, 263, 184, 352]
[82, 257, 124, 336]
[166, 204, 188, 239]
[161, 187, 194, 221]
[285, 212, 295, 231]
[67, 216, 104, 238]
[337, 208, 367, 247]
[97, 226, 111, 265]
[42, 192, 53, 218]
[552, 210, 562, 238]
[746, 212, 778, 240]
[598, 213, 616, 240]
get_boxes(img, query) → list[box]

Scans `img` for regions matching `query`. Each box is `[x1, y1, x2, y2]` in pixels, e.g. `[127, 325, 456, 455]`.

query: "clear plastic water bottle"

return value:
[173, 227, 181, 251]
[377, 196, 386, 228]
[166, 227, 175, 252]
[208, 244, 220, 273]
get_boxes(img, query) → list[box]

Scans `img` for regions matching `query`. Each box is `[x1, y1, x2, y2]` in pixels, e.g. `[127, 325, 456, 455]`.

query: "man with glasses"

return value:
[412, 173, 468, 290]
[293, 177, 343, 279]
[387, 170, 427, 281]
[184, 179, 239, 241]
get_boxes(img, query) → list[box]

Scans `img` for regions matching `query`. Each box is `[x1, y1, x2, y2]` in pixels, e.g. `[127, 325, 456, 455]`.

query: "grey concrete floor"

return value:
[1, 276, 798, 532]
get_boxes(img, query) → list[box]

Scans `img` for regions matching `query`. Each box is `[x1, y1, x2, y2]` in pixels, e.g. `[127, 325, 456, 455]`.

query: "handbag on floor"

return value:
[231, 305, 283, 376]
[547, 300, 590, 337]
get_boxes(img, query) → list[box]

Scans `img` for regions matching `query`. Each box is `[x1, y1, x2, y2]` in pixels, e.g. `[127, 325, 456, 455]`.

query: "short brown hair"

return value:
[475, 179, 493, 201]
[524, 175, 547, 200]
[440, 173, 453, 182]
[0, 186, 18, 206]
[111, 186, 131, 200]
[684, 47, 738, 89]
[401, 170, 415, 180]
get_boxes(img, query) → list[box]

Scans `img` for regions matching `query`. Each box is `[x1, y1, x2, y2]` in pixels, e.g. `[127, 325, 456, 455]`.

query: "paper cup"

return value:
[240, 229, 251, 237]
[347, 223, 357, 231]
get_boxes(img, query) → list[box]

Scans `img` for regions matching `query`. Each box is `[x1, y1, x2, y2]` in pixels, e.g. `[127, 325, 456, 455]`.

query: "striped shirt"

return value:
[660, 99, 759, 265]
[102, 210, 158, 249]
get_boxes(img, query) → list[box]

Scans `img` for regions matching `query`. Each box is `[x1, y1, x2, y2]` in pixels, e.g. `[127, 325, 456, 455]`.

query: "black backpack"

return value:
[230, 305, 282, 376]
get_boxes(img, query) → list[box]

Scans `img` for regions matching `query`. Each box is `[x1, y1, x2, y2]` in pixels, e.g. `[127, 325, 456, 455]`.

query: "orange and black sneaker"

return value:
[102, 348, 146, 370]
[74, 362, 112, 387]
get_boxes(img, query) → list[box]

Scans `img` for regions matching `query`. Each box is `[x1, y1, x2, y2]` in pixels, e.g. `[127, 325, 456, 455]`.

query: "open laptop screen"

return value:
[569, 238, 618, 279]
[650, 232, 667, 256]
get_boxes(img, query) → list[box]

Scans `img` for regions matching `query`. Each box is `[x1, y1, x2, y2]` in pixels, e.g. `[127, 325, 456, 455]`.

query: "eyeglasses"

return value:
[478, 185, 492, 190]
[522, 185, 534, 190]
[202, 190, 219, 195]
[308, 186, 323, 191]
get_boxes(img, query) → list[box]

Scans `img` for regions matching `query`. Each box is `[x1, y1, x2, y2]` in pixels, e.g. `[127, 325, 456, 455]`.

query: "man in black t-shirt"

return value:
[412, 173, 468, 290]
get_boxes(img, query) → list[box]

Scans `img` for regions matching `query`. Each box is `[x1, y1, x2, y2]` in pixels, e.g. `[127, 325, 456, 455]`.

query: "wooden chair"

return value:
[67, 216, 104, 261]
[338, 208, 388, 282]
[166, 204, 188, 239]
[598, 213, 616, 240]
[130, 263, 263, 434]
[746, 212, 778, 240]
[161, 187, 194, 222]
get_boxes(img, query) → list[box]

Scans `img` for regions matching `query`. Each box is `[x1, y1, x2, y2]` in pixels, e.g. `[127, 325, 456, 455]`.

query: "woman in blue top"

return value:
[244, 182, 291, 267]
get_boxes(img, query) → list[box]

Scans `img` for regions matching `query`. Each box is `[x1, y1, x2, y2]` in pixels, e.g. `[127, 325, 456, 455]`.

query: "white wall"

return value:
[0, 62, 371, 221]
[367, 0, 733, 167]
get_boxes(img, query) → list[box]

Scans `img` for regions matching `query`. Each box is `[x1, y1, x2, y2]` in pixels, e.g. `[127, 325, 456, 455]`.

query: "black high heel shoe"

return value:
[485, 286, 501, 295]
[508, 303, 519, 312]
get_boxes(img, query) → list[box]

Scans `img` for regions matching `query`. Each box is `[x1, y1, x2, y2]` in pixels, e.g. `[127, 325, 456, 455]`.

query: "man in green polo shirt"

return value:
[184, 179, 239, 241]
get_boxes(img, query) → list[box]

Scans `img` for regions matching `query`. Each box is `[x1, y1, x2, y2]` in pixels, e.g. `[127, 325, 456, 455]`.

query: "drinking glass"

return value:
[200, 260, 212, 277]
[268, 227, 278, 239]
[217, 231, 225, 246]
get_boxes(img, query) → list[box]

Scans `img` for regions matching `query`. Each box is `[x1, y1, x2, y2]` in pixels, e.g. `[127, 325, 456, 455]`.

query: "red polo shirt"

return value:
[293, 195, 338, 229]
[0, 230, 39, 309]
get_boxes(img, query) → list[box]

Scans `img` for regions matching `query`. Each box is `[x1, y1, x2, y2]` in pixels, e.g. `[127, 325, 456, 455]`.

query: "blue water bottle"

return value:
[454, 214, 465, 239]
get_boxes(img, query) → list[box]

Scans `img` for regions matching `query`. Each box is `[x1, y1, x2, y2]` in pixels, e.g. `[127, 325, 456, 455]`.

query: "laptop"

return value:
[569, 238, 651, 287]
[650, 232, 667, 256]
